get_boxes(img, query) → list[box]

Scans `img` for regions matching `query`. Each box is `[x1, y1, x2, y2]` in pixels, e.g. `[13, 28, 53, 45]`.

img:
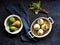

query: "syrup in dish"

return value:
[32, 18, 50, 36]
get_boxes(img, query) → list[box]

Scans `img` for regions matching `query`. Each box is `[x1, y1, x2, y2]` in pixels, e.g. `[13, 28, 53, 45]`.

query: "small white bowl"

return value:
[4, 14, 23, 34]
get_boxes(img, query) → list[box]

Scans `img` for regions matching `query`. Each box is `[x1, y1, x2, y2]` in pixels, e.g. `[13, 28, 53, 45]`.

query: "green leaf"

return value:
[29, 1, 41, 14]
[36, 1, 41, 9]
[31, 2, 36, 7]
[29, 7, 34, 10]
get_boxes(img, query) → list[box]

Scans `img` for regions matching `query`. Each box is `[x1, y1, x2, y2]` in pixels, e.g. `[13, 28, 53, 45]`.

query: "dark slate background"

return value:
[0, 0, 60, 45]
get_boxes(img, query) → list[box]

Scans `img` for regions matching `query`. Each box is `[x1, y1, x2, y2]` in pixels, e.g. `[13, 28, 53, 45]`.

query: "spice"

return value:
[40, 8, 48, 14]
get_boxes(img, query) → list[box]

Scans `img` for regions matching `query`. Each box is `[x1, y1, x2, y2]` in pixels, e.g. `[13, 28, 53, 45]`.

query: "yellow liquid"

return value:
[32, 19, 50, 36]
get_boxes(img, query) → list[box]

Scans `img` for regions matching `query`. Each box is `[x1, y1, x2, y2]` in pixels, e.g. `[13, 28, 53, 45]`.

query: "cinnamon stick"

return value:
[40, 8, 48, 14]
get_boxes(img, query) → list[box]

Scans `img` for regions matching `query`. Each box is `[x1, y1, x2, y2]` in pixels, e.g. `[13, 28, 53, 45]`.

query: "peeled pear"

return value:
[38, 29, 44, 35]
[41, 24, 48, 30]
[34, 24, 40, 31]
[12, 20, 21, 27]
[37, 18, 44, 25]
